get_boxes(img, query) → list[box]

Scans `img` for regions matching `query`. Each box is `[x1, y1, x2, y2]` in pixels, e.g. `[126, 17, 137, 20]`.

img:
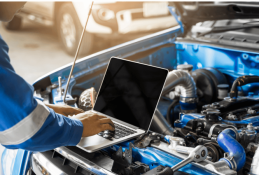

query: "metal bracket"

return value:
[134, 132, 164, 148]
[111, 143, 133, 174]
[143, 166, 173, 175]
[112, 143, 133, 167]
[143, 165, 190, 175]
[111, 143, 149, 175]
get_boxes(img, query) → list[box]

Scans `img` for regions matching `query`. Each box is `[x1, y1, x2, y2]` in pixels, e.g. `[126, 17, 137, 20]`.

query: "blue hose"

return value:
[217, 129, 246, 171]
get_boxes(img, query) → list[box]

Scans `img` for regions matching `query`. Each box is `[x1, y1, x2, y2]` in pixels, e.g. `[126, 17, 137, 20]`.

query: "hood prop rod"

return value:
[63, 1, 94, 104]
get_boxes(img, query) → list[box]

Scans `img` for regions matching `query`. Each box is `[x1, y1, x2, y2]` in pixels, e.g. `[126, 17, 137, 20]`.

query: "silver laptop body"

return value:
[77, 57, 168, 153]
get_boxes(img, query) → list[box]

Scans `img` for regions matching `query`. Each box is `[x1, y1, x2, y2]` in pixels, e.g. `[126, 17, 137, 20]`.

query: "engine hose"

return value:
[151, 70, 196, 135]
[162, 70, 197, 98]
[230, 75, 259, 98]
[150, 109, 175, 136]
[217, 129, 246, 171]
[166, 99, 179, 126]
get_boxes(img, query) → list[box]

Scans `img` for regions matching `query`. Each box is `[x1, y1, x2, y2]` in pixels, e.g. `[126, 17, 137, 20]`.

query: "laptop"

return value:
[77, 57, 168, 153]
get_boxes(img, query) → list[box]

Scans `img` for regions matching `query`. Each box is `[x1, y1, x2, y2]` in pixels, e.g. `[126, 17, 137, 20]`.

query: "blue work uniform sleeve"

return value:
[0, 35, 83, 152]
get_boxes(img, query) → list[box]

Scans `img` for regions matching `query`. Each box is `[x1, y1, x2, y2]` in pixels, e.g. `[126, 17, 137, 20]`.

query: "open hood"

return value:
[171, 2, 259, 28]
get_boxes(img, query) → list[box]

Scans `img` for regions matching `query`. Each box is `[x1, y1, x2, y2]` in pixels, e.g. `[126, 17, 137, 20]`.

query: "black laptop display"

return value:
[94, 57, 168, 131]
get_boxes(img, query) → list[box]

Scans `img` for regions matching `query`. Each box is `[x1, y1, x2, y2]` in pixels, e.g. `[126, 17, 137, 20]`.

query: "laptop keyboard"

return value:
[98, 123, 137, 140]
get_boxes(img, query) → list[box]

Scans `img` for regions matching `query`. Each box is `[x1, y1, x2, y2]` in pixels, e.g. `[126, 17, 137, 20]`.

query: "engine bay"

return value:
[72, 66, 259, 175]
[34, 35, 259, 175]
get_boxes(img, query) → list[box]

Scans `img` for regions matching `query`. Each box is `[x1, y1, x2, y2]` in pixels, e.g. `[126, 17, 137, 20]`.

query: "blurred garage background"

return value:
[1, 1, 176, 83]
[0, 1, 177, 174]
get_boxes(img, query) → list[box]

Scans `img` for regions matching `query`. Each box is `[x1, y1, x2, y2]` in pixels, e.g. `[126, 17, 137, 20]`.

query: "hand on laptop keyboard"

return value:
[70, 110, 115, 137]
[98, 123, 137, 140]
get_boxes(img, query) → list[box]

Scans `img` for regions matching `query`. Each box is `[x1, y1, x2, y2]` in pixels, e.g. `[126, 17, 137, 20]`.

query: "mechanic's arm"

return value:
[45, 104, 84, 117]
[0, 35, 114, 152]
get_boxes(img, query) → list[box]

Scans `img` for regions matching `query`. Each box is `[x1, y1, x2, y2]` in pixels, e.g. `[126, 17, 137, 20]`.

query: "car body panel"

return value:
[21, 1, 176, 34]
[71, 1, 112, 34]
[33, 24, 182, 88]
[174, 40, 259, 96]
[23, 2, 54, 20]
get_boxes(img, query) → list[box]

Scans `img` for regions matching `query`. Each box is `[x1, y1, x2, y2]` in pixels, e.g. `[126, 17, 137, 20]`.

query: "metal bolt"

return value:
[224, 153, 230, 158]
[195, 155, 200, 159]
[175, 120, 181, 123]
[247, 123, 254, 131]
[51, 84, 58, 89]
[247, 108, 256, 115]
[201, 150, 206, 157]
[227, 113, 237, 120]
[211, 137, 217, 142]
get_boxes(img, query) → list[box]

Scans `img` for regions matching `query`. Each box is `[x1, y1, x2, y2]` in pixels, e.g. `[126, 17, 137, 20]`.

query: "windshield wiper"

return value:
[199, 23, 259, 36]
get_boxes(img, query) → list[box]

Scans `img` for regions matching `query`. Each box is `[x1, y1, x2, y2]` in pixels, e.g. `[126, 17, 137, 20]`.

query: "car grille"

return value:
[31, 150, 97, 175]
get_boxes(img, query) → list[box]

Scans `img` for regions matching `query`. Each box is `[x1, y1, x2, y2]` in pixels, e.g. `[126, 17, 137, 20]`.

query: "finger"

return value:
[78, 108, 85, 113]
[84, 110, 104, 117]
[72, 109, 84, 114]
[72, 107, 84, 113]
[101, 124, 115, 131]
[99, 118, 115, 127]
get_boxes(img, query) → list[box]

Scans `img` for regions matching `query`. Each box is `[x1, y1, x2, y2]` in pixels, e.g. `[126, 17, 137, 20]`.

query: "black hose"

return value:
[166, 99, 179, 126]
[230, 76, 259, 98]
[150, 109, 175, 136]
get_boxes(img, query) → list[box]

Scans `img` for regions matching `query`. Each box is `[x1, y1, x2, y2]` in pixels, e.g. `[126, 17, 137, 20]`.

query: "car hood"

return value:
[171, 2, 259, 28]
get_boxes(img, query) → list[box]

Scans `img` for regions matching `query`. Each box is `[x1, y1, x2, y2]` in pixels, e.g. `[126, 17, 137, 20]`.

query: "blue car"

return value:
[3, 2, 259, 175]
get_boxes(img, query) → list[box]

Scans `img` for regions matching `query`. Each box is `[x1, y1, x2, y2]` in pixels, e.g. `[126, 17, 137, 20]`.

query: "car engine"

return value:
[67, 64, 259, 175]
[153, 65, 259, 175]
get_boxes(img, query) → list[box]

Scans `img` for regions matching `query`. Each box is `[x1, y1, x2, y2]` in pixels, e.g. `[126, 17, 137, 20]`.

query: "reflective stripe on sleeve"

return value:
[0, 99, 50, 145]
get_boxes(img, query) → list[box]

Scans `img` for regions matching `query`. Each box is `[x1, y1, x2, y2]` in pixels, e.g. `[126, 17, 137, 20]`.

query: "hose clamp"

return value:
[223, 153, 237, 171]
[208, 125, 238, 139]
[208, 124, 219, 138]
[179, 97, 198, 103]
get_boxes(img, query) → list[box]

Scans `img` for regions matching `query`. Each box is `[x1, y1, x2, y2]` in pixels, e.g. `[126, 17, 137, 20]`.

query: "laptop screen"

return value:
[93, 57, 168, 131]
